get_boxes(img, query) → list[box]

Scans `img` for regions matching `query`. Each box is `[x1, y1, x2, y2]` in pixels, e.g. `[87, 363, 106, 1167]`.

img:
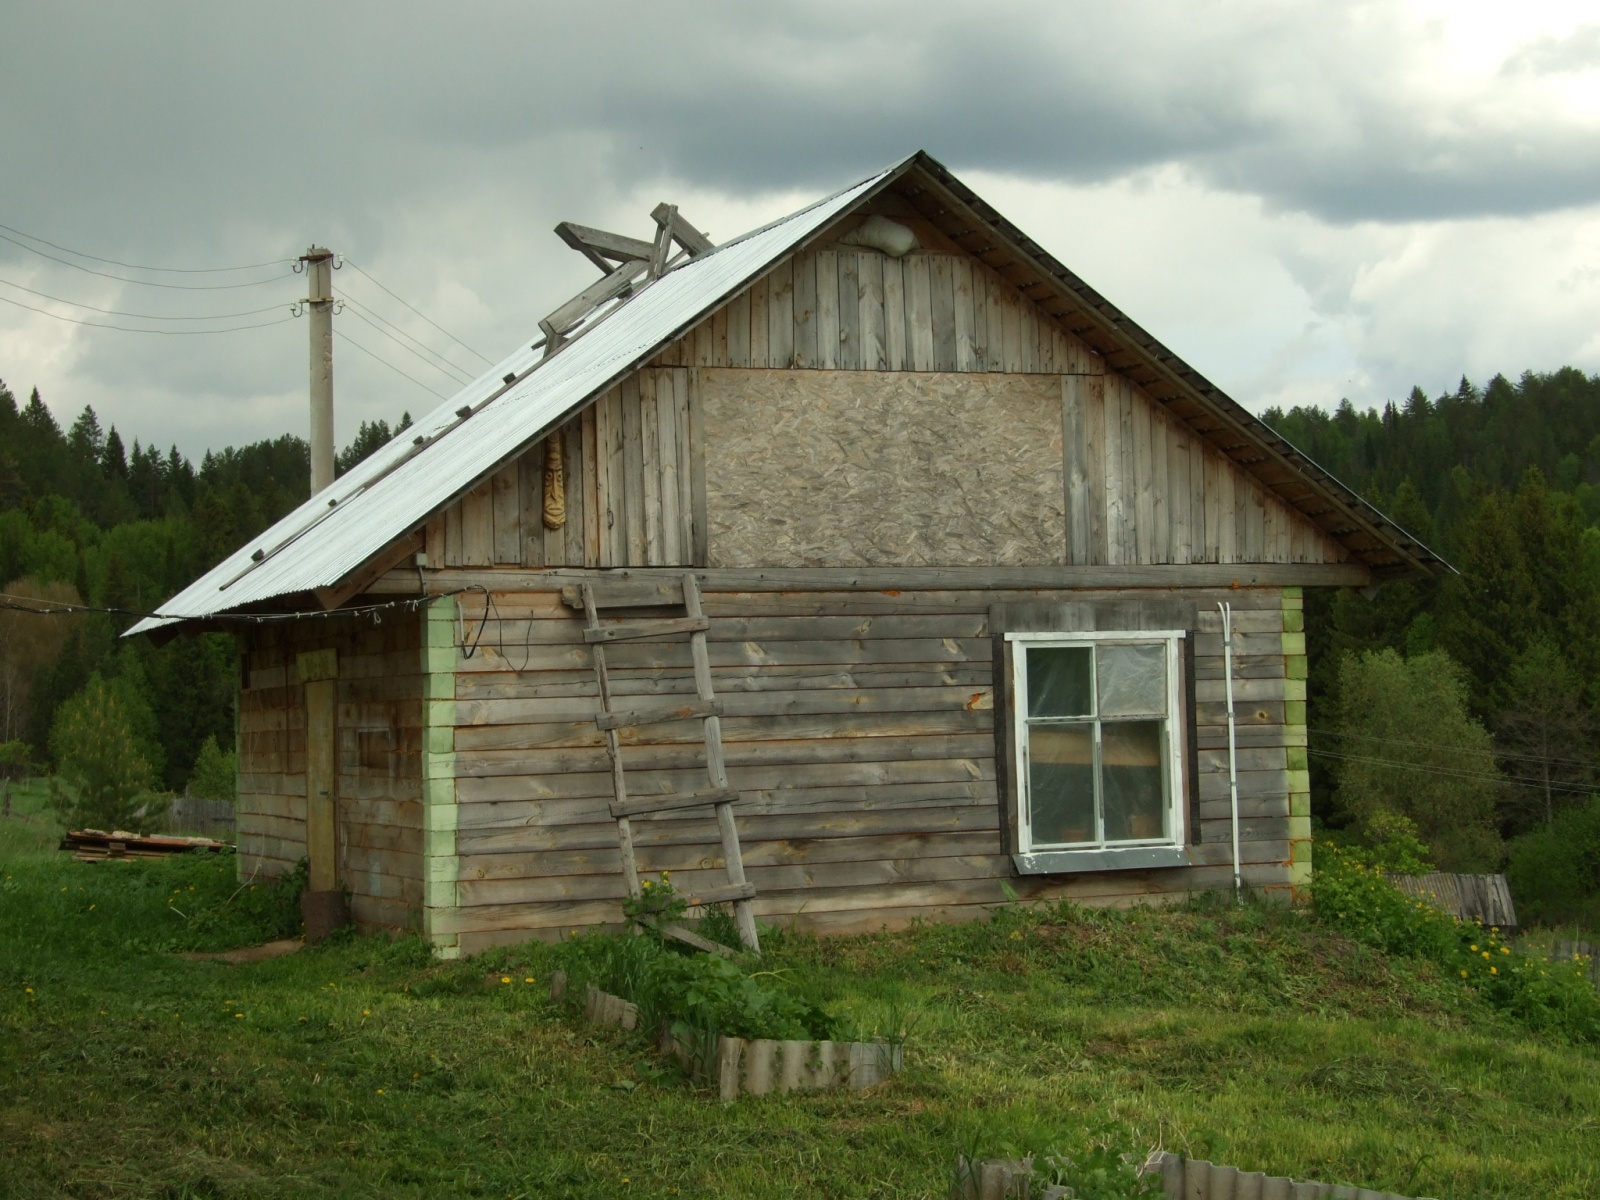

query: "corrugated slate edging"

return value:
[953, 1154, 1438, 1200]
[675, 1031, 901, 1103]
[550, 971, 902, 1101]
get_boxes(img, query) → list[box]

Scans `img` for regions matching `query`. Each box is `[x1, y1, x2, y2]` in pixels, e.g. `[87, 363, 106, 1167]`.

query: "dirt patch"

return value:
[180, 939, 302, 965]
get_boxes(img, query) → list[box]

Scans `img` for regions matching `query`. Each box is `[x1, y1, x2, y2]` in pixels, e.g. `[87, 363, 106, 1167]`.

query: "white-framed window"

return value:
[1006, 630, 1190, 872]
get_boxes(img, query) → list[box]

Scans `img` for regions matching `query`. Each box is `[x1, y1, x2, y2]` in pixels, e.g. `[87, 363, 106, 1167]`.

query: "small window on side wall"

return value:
[1007, 631, 1192, 874]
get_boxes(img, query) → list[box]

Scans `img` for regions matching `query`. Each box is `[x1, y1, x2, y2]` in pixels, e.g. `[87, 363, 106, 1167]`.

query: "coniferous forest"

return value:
[0, 379, 404, 805]
[3, 368, 1600, 927]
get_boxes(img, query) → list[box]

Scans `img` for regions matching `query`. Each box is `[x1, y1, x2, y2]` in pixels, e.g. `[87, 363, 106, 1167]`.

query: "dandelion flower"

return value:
[501, 976, 511, 984]
[1470, 945, 1478, 952]
[377, 1088, 385, 1095]
[1460, 970, 1468, 978]
[641, 880, 652, 889]
[1482, 951, 1491, 960]
[235, 1013, 244, 1019]
[363, 1010, 371, 1017]
[524, 977, 535, 984]
[24, 987, 32, 994]
[1491, 967, 1498, 975]
[1500, 946, 1510, 954]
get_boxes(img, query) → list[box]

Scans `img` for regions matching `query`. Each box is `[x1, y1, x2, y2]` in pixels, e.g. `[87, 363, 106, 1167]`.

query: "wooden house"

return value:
[134, 152, 1446, 957]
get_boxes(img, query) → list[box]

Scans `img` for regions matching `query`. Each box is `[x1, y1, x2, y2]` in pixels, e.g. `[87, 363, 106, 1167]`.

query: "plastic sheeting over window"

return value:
[1095, 643, 1167, 717]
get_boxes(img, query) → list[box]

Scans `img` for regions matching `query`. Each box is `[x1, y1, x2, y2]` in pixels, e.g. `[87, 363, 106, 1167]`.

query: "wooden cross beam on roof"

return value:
[554, 222, 656, 271]
[541, 204, 717, 356]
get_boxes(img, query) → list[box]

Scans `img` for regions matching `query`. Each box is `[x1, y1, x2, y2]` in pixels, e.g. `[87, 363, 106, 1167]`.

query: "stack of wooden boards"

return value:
[61, 829, 231, 862]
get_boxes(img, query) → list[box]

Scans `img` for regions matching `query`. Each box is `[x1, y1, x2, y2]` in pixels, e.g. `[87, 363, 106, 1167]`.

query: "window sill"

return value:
[1012, 845, 1193, 875]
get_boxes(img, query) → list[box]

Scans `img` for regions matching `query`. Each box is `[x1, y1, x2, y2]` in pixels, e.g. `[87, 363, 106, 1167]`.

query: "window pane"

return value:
[1027, 646, 1093, 717]
[1102, 720, 1165, 841]
[1096, 643, 1167, 717]
[1027, 725, 1095, 845]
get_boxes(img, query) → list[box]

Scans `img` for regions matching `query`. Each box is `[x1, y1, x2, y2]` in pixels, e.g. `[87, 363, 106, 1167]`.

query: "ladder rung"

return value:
[686, 882, 757, 907]
[563, 582, 684, 610]
[596, 698, 721, 731]
[658, 922, 737, 958]
[609, 788, 740, 820]
[584, 615, 708, 643]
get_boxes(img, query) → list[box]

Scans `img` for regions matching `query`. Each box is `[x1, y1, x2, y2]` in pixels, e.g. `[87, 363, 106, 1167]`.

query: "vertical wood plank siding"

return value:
[429, 585, 1298, 954]
[429, 245, 1345, 571]
[237, 613, 426, 931]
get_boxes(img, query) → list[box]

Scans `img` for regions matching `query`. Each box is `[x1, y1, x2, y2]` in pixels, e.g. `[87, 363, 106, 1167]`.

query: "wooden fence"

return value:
[1388, 873, 1517, 930]
[158, 795, 236, 841]
[955, 1153, 1438, 1199]
[1545, 940, 1600, 989]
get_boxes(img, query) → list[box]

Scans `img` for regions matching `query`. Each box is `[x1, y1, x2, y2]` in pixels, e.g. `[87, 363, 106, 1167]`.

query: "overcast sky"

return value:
[4, 1, 1600, 459]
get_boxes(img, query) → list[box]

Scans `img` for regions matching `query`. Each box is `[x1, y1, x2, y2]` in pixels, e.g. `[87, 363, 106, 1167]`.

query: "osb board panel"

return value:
[701, 368, 1065, 568]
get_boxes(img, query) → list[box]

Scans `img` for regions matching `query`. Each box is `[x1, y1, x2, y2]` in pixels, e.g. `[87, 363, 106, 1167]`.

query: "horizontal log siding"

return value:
[238, 613, 426, 930]
[435, 585, 1297, 953]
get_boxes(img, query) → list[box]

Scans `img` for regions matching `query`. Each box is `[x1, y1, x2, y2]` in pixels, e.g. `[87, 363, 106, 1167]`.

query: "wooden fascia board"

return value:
[902, 155, 1446, 580]
[313, 530, 424, 611]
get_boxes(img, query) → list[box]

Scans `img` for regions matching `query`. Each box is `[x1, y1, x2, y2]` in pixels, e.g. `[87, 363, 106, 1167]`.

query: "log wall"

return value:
[430, 581, 1309, 955]
[237, 612, 426, 930]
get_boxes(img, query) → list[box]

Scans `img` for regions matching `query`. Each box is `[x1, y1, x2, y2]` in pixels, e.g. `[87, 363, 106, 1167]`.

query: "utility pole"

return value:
[300, 247, 336, 495]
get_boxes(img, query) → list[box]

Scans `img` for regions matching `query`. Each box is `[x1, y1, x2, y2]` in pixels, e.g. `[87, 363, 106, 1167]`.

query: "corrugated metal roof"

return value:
[129, 163, 901, 634]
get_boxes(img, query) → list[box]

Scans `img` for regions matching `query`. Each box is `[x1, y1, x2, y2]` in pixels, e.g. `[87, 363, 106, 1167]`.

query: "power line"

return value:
[340, 258, 493, 365]
[1307, 747, 1597, 796]
[0, 221, 292, 273]
[339, 292, 477, 383]
[339, 301, 473, 386]
[335, 329, 448, 399]
[1309, 727, 1599, 771]
[0, 275, 286, 321]
[0, 231, 292, 291]
[0, 588, 482, 629]
[0, 291, 296, 334]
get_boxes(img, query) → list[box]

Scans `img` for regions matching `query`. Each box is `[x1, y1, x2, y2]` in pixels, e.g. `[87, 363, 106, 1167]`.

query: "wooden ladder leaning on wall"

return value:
[578, 573, 760, 956]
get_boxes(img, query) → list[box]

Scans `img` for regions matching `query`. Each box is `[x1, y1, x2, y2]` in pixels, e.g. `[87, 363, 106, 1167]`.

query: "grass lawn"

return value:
[2, 796, 1597, 1199]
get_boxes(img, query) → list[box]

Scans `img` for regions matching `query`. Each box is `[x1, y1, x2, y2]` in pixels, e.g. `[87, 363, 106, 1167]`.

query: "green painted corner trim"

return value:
[1290, 792, 1311, 817]
[421, 595, 461, 950]
[1282, 608, 1305, 633]
[1284, 679, 1307, 701]
[1289, 860, 1313, 886]
[1287, 747, 1309, 772]
[1281, 631, 1307, 656]
[1285, 656, 1309, 681]
[1281, 586, 1303, 603]
[1285, 699, 1307, 726]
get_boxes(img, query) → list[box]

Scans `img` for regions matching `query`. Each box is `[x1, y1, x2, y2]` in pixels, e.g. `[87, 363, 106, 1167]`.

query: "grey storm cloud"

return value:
[6, 1, 1600, 239]
[4, 1, 1600, 456]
